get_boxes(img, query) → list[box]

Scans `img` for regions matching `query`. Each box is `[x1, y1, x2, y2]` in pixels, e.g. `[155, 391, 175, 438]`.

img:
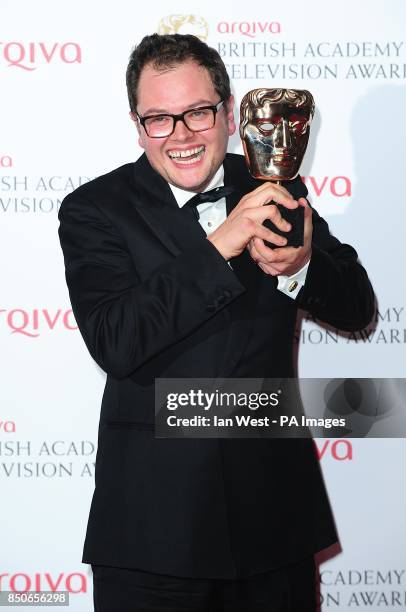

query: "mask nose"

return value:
[274, 118, 292, 148]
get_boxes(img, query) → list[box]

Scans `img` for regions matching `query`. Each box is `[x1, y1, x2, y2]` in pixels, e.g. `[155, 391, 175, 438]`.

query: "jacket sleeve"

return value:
[58, 193, 245, 379]
[282, 175, 375, 331]
[298, 205, 375, 331]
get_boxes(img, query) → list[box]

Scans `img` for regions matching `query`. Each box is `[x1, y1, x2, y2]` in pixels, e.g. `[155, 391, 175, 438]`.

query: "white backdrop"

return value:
[1, 0, 405, 609]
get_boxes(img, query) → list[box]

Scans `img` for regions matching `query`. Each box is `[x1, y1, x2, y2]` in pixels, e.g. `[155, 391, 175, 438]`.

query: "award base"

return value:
[263, 204, 304, 248]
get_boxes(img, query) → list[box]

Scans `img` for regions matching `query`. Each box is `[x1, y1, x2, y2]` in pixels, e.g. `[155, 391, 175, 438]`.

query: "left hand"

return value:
[247, 198, 313, 276]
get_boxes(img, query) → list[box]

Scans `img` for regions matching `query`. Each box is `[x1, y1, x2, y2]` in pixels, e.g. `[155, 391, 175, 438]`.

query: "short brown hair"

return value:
[126, 33, 231, 114]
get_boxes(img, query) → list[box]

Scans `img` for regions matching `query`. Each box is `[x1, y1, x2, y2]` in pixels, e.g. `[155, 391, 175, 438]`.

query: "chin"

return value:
[172, 171, 212, 192]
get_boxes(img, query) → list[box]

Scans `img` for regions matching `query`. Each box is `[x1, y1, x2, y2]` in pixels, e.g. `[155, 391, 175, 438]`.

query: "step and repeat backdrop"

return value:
[1, 0, 405, 609]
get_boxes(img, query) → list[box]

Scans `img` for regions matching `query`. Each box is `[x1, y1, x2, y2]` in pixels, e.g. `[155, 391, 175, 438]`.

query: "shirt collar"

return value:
[169, 166, 224, 209]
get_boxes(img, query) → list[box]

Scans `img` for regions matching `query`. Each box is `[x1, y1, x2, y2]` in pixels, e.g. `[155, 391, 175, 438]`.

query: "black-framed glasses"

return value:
[136, 100, 225, 138]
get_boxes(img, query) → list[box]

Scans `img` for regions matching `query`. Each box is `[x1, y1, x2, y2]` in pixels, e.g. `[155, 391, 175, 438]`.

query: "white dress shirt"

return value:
[169, 166, 309, 299]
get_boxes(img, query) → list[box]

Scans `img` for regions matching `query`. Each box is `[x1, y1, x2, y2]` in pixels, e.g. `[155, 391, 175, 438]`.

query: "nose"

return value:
[273, 118, 292, 148]
[171, 116, 194, 141]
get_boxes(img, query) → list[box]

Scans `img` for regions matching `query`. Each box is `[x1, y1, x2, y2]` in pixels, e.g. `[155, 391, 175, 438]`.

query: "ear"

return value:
[225, 95, 236, 136]
[130, 111, 145, 149]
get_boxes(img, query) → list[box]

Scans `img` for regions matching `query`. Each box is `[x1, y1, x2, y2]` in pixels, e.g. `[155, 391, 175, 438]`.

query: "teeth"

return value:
[168, 146, 205, 159]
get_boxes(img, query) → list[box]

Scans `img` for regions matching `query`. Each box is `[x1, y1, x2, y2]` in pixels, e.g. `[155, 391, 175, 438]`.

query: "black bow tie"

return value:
[183, 185, 235, 219]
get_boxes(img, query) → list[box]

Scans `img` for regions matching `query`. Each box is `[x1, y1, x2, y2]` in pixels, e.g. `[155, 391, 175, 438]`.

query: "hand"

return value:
[206, 182, 299, 261]
[247, 198, 313, 276]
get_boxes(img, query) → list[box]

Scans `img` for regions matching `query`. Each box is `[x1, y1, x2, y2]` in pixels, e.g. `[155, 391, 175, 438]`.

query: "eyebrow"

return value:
[141, 99, 218, 116]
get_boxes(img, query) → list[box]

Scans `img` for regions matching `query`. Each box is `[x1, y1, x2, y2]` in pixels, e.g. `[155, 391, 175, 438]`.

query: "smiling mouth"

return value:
[168, 145, 205, 165]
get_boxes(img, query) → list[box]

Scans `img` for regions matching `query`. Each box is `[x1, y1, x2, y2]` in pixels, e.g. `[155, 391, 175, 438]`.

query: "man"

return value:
[58, 33, 374, 612]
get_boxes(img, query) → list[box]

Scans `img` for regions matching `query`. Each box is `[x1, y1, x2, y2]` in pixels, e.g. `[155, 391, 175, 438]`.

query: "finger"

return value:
[263, 192, 298, 209]
[246, 237, 255, 254]
[235, 183, 274, 210]
[261, 188, 298, 209]
[246, 238, 255, 257]
[250, 181, 291, 198]
[251, 237, 275, 260]
[253, 223, 288, 247]
[258, 262, 280, 276]
[248, 240, 268, 264]
[239, 183, 298, 211]
[257, 262, 269, 274]
[303, 200, 313, 234]
[246, 204, 291, 230]
[249, 212, 289, 246]
[247, 237, 262, 261]
[245, 205, 292, 237]
[263, 204, 292, 232]
[266, 246, 299, 264]
[251, 237, 295, 264]
[251, 239, 276, 265]
[258, 253, 291, 275]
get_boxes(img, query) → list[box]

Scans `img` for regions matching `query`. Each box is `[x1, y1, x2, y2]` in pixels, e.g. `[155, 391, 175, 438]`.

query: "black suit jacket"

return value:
[58, 153, 374, 579]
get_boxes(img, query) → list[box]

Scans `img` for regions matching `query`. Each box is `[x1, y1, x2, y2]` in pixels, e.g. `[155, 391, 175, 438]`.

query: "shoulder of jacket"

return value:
[63, 162, 137, 203]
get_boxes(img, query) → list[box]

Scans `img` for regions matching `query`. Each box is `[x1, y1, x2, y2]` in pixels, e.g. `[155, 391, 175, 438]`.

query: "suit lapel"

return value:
[131, 154, 208, 256]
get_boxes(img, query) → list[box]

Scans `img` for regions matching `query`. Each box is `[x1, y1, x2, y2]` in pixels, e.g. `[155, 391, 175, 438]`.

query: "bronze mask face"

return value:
[240, 88, 315, 181]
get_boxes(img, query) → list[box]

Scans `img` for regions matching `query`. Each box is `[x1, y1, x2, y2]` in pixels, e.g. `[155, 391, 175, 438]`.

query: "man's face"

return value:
[240, 94, 312, 181]
[134, 60, 236, 192]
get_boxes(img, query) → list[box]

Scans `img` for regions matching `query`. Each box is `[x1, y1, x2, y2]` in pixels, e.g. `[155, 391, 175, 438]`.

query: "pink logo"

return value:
[0, 420, 16, 433]
[217, 21, 281, 38]
[0, 42, 82, 71]
[315, 439, 353, 461]
[0, 572, 87, 594]
[0, 309, 78, 337]
[0, 155, 12, 168]
[302, 176, 352, 198]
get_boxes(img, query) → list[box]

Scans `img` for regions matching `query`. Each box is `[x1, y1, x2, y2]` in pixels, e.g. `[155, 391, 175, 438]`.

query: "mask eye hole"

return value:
[258, 122, 275, 132]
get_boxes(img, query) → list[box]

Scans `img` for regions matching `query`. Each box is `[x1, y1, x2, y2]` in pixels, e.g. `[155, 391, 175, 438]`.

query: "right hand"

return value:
[206, 182, 298, 261]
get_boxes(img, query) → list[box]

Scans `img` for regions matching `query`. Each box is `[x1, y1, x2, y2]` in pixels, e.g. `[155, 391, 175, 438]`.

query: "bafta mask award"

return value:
[240, 88, 315, 247]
